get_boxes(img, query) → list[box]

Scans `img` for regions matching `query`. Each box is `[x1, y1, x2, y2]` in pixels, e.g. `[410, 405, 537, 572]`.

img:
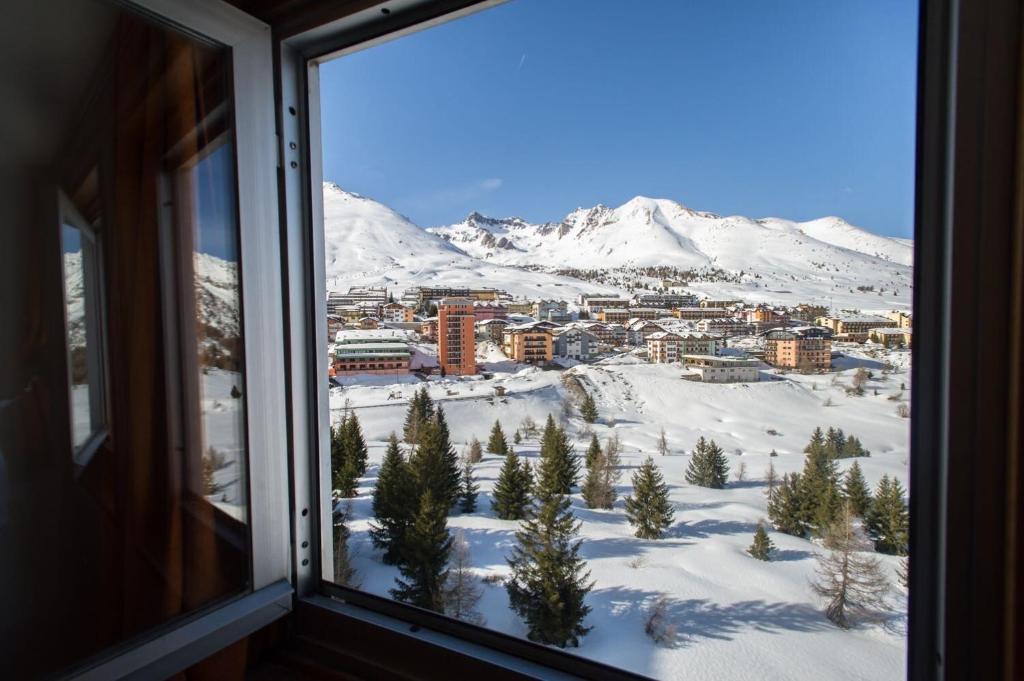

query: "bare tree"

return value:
[734, 460, 747, 483]
[520, 415, 538, 438]
[443, 530, 485, 625]
[849, 367, 869, 395]
[656, 427, 669, 456]
[644, 594, 678, 645]
[812, 503, 890, 629]
[896, 403, 910, 418]
[582, 435, 623, 509]
[764, 462, 777, 500]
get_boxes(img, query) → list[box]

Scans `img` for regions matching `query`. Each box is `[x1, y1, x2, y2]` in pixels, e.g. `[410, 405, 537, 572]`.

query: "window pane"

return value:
[318, 1, 915, 679]
[1, 1, 250, 676]
[62, 223, 92, 449]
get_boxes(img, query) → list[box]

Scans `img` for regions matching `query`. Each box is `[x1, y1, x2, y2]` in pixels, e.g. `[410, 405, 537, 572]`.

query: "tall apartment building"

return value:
[438, 298, 476, 375]
[763, 326, 833, 370]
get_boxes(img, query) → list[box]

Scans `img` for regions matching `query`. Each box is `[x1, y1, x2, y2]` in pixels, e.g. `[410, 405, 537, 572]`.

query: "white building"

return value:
[683, 355, 760, 383]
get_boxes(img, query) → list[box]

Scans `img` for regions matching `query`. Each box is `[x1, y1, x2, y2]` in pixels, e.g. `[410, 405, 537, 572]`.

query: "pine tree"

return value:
[842, 461, 873, 518]
[866, 475, 909, 555]
[408, 418, 458, 512]
[341, 411, 369, 477]
[403, 387, 435, 445]
[798, 431, 841, 533]
[459, 461, 479, 513]
[748, 522, 775, 561]
[492, 449, 531, 520]
[466, 437, 483, 464]
[684, 437, 729, 489]
[585, 433, 602, 470]
[391, 490, 452, 612]
[812, 503, 891, 628]
[443, 529, 484, 625]
[768, 473, 807, 536]
[521, 457, 535, 498]
[581, 438, 620, 510]
[513, 430, 522, 445]
[579, 392, 598, 423]
[506, 493, 593, 647]
[333, 507, 357, 586]
[331, 420, 360, 498]
[487, 419, 509, 456]
[370, 433, 416, 564]
[624, 457, 675, 539]
[433, 407, 463, 510]
[839, 435, 870, 458]
[537, 415, 580, 499]
[825, 427, 846, 459]
[656, 427, 669, 456]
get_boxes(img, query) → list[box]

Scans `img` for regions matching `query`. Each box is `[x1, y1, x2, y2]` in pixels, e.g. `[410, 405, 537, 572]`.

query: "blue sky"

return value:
[320, 0, 919, 238]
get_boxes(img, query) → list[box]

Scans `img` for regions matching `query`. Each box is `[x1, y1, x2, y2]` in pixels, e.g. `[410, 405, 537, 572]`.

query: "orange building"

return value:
[763, 326, 832, 370]
[502, 323, 553, 364]
[438, 298, 476, 375]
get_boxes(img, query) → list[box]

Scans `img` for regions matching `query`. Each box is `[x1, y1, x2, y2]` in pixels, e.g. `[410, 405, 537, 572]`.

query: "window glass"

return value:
[1, 1, 250, 676]
[318, 1, 915, 679]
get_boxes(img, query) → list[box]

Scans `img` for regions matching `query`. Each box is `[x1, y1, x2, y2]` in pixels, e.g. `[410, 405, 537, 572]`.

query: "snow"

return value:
[331, 347, 911, 680]
[323, 183, 913, 312]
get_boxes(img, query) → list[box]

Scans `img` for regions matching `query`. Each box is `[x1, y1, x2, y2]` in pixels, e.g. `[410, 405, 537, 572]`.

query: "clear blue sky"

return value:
[320, 0, 919, 238]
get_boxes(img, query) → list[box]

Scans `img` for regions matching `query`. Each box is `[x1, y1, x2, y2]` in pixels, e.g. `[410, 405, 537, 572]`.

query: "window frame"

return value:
[58, 189, 110, 468]
[63, 0, 294, 677]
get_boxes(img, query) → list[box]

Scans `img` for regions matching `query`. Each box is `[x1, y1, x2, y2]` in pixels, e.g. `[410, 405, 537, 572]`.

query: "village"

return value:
[326, 284, 912, 385]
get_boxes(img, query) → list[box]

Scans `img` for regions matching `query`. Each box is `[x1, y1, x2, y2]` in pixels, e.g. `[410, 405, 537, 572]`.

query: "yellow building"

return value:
[502, 323, 553, 364]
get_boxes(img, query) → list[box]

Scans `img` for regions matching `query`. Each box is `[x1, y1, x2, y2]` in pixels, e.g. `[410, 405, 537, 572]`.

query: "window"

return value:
[59, 190, 108, 464]
[306, 1, 916, 679]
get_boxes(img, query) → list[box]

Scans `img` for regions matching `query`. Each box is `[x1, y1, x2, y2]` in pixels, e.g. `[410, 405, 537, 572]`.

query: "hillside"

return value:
[324, 183, 913, 311]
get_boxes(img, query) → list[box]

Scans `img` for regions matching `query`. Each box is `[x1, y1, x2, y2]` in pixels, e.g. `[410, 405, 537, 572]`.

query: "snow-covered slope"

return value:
[324, 183, 913, 310]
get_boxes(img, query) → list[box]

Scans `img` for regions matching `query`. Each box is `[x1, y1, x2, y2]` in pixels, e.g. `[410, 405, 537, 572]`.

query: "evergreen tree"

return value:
[825, 427, 846, 459]
[403, 387, 435, 445]
[459, 461, 479, 513]
[748, 522, 775, 561]
[684, 437, 729, 489]
[333, 506, 357, 586]
[585, 433, 602, 470]
[624, 457, 675, 539]
[521, 457, 535, 497]
[798, 431, 841, 533]
[842, 461, 873, 518]
[839, 435, 870, 458]
[768, 473, 807, 536]
[581, 438, 621, 510]
[506, 493, 593, 647]
[537, 415, 580, 499]
[513, 430, 522, 445]
[391, 490, 452, 612]
[812, 503, 891, 628]
[579, 392, 598, 423]
[487, 419, 509, 456]
[866, 475, 909, 555]
[804, 426, 826, 455]
[370, 433, 415, 564]
[408, 419, 458, 511]
[341, 411, 369, 477]
[331, 420, 360, 498]
[433, 407, 463, 510]
[492, 449, 531, 520]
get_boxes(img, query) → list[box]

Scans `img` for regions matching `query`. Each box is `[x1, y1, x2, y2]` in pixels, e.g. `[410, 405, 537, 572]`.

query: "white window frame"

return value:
[67, 1, 292, 678]
[58, 190, 109, 469]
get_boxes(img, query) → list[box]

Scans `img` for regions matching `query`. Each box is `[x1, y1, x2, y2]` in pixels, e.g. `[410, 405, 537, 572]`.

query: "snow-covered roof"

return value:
[335, 328, 411, 343]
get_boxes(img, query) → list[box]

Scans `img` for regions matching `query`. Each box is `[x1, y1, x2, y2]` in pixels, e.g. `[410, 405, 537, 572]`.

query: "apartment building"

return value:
[699, 298, 741, 309]
[582, 296, 631, 314]
[814, 313, 894, 340]
[683, 355, 761, 383]
[405, 286, 508, 307]
[646, 331, 718, 363]
[598, 307, 661, 323]
[673, 306, 731, 320]
[332, 330, 411, 376]
[381, 302, 415, 323]
[473, 301, 508, 321]
[624, 319, 667, 345]
[532, 299, 571, 323]
[438, 298, 476, 375]
[763, 326, 833, 370]
[870, 327, 913, 348]
[475, 318, 510, 343]
[502, 322, 554, 364]
[552, 327, 600, 361]
[505, 300, 535, 315]
[634, 292, 698, 309]
[697, 317, 752, 337]
[887, 310, 913, 329]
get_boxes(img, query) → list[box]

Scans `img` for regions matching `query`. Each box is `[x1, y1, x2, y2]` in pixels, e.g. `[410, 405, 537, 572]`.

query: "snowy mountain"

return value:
[323, 183, 913, 310]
